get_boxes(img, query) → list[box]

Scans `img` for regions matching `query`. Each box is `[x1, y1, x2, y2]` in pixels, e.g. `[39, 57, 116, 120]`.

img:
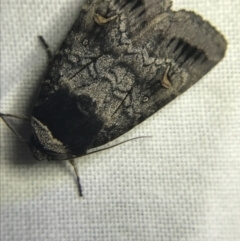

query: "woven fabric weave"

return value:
[1, 1, 239, 240]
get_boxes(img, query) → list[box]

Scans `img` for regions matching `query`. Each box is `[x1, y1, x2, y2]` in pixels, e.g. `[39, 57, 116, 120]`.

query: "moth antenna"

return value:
[85, 136, 152, 156]
[0, 113, 30, 122]
[69, 159, 83, 197]
[0, 112, 30, 144]
[38, 36, 53, 61]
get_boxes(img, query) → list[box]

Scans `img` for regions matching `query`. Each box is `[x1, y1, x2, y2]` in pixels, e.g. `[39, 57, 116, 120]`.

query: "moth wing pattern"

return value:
[32, 0, 227, 156]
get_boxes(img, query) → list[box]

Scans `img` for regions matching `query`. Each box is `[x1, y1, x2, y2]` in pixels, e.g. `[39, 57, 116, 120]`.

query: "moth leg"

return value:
[94, 13, 118, 25]
[161, 65, 172, 89]
[69, 159, 83, 197]
[38, 36, 53, 61]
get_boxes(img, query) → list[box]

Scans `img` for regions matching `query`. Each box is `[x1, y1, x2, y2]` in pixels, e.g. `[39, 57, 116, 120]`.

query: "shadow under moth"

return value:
[0, 0, 227, 196]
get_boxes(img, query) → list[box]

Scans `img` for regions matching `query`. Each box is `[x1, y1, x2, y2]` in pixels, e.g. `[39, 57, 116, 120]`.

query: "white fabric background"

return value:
[0, 0, 239, 240]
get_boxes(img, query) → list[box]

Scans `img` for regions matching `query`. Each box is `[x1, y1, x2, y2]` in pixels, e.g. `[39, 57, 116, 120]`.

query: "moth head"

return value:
[29, 117, 73, 161]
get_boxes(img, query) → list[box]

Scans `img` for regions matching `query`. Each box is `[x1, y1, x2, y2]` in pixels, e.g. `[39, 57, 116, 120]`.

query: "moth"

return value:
[1, 0, 226, 196]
